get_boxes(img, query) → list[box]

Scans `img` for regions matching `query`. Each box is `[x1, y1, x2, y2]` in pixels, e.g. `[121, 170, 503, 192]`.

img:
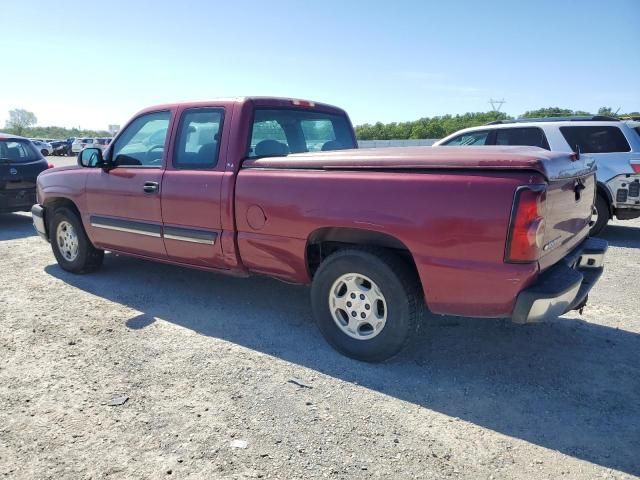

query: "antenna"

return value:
[489, 98, 506, 112]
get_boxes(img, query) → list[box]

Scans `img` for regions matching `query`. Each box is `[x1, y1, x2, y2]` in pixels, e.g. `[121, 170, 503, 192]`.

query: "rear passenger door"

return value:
[160, 107, 227, 268]
[494, 127, 550, 149]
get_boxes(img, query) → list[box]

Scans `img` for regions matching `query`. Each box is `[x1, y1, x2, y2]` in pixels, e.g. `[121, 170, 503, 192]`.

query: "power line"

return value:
[489, 98, 506, 112]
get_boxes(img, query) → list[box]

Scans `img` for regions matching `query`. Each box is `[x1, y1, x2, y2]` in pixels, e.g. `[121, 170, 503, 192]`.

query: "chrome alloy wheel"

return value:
[329, 273, 387, 340]
[56, 220, 79, 262]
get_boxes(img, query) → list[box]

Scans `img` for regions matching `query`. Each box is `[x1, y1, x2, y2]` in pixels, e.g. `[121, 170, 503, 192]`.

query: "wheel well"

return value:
[596, 183, 613, 218]
[306, 227, 421, 285]
[43, 198, 82, 233]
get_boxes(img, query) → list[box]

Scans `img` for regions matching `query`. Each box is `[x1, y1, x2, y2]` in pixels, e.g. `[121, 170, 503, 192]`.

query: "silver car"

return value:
[433, 116, 640, 235]
[29, 139, 53, 156]
[71, 137, 95, 153]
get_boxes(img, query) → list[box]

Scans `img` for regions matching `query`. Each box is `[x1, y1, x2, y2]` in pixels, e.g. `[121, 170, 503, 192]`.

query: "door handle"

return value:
[143, 181, 159, 194]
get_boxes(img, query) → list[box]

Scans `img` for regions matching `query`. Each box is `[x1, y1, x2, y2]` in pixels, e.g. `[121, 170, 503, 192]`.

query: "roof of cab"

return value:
[133, 97, 348, 117]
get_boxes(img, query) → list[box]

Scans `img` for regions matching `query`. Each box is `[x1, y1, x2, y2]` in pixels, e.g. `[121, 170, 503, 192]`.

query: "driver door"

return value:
[84, 110, 173, 257]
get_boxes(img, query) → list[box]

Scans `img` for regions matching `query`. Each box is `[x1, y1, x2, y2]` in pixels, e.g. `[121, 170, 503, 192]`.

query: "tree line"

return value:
[3, 109, 110, 139]
[4, 106, 638, 142]
[355, 106, 640, 140]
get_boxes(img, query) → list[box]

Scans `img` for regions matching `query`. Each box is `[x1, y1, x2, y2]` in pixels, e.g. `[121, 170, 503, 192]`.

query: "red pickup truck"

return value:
[32, 97, 607, 361]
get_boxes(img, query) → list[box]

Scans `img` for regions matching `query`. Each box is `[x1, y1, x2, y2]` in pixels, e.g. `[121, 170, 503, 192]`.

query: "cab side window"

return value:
[174, 108, 224, 169]
[111, 111, 171, 167]
[444, 131, 489, 146]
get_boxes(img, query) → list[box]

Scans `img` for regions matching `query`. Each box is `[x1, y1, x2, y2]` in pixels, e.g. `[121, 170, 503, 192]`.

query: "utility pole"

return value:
[489, 98, 506, 112]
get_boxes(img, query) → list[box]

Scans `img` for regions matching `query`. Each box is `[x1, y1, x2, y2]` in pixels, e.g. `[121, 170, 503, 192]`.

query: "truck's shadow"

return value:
[46, 256, 639, 475]
[0, 213, 36, 241]
[600, 224, 640, 249]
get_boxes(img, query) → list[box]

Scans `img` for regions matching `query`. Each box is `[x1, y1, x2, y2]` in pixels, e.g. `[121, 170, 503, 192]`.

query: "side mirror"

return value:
[78, 148, 107, 169]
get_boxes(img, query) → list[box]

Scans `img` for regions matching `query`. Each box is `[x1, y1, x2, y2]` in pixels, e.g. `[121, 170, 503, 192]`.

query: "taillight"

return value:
[505, 185, 547, 263]
[47, 163, 54, 169]
[631, 160, 640, 173]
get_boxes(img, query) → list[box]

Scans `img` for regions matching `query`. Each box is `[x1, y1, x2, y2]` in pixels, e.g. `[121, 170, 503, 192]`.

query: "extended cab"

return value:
[32, 97, 607, 361]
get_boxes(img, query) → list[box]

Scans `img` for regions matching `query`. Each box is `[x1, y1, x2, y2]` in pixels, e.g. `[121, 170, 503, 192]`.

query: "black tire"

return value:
[310, 248, 423, 362]
[589, 194, 610, 237]
[41, 149, 49, 156]
[49, 207, 104, 273]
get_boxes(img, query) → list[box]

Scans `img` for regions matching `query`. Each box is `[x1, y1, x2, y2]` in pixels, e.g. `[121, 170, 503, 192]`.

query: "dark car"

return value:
[0, 133, 51, 213]
[49, 140, 68, 155]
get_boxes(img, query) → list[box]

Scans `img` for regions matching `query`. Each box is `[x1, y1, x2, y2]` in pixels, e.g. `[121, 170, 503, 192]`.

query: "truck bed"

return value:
[244, 146, 596, 181]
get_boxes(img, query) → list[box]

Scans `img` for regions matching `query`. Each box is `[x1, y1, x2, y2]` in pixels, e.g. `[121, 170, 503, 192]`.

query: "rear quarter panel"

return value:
[235, 168, 543, 317]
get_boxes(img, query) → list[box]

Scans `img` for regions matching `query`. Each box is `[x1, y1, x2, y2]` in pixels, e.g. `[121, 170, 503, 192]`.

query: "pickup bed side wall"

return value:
[234, 169, 542, 318]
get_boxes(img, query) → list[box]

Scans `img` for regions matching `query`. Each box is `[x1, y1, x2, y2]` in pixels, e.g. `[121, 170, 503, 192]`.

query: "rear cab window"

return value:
[560, 126, 631, 153]
[248, 108, 355, 158]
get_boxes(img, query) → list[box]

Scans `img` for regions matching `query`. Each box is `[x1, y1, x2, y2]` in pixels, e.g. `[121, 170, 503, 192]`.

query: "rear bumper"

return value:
[0, 188, 37, 213]
[615, 208, 640, 220]
[31, 204, 48, 241]
[607, 174, 640, 210]
[512, 237, 607, 324]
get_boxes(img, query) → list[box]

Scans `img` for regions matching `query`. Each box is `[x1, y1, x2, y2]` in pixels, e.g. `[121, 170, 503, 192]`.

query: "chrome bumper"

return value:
[31, 204, 48, 241]
[512, 237, 608, 324]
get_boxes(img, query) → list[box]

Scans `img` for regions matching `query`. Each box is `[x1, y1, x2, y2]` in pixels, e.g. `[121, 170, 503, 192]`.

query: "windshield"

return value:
[248, 108, 355, 158]
[0, 139, 40, 163]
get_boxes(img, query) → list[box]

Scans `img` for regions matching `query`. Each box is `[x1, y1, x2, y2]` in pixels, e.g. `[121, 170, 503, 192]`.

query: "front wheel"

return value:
[50, 207, 104, 273]
[589, 194, 610, 237]
[311, 248, 423, 362]
[41, 149, 49, 156]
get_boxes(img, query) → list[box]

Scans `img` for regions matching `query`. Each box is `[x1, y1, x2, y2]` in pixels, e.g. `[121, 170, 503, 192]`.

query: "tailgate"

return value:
[538, 171, 596, 271]
[0, 160, 48, 190]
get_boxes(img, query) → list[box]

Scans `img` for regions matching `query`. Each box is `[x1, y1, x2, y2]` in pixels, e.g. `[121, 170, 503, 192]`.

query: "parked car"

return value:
[433, 116, 640, 235]
[48, 140, 68, 156]
[94, 137, 112, 150]
[71, 137, 95, 153]
[29, 139, 53, 156]
[31, 97, 607, 361]
[0, 133, 51, 213]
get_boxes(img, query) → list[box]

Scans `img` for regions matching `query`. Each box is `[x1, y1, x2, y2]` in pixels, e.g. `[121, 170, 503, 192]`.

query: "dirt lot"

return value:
[1, 191, 639, 478]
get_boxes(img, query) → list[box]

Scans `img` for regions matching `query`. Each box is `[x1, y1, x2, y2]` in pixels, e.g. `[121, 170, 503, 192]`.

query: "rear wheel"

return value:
[50, 207, 104, 273]
[311, 248, 422, 362]
[589, 194, 610, 236]
[41, 149, 49, 156]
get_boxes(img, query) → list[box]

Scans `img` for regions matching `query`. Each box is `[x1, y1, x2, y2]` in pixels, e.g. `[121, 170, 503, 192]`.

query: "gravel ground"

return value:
[0, 198, 639, 479]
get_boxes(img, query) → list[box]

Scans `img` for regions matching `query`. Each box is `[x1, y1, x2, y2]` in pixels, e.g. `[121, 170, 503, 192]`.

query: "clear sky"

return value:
[1, 0, 638, 130]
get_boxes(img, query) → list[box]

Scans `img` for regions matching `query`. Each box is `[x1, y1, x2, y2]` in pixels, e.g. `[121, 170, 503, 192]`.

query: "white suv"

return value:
[433, 116, 640, 235]
[71, 137, 95, 154]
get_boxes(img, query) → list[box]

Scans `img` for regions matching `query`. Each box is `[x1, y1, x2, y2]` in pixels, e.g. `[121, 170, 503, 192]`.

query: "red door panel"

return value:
[85, 167, 166, 257]
[161, 170, 225, 267]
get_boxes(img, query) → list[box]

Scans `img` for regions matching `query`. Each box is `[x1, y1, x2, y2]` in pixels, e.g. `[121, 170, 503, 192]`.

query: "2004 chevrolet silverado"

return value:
[32, 97, 607, 361]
